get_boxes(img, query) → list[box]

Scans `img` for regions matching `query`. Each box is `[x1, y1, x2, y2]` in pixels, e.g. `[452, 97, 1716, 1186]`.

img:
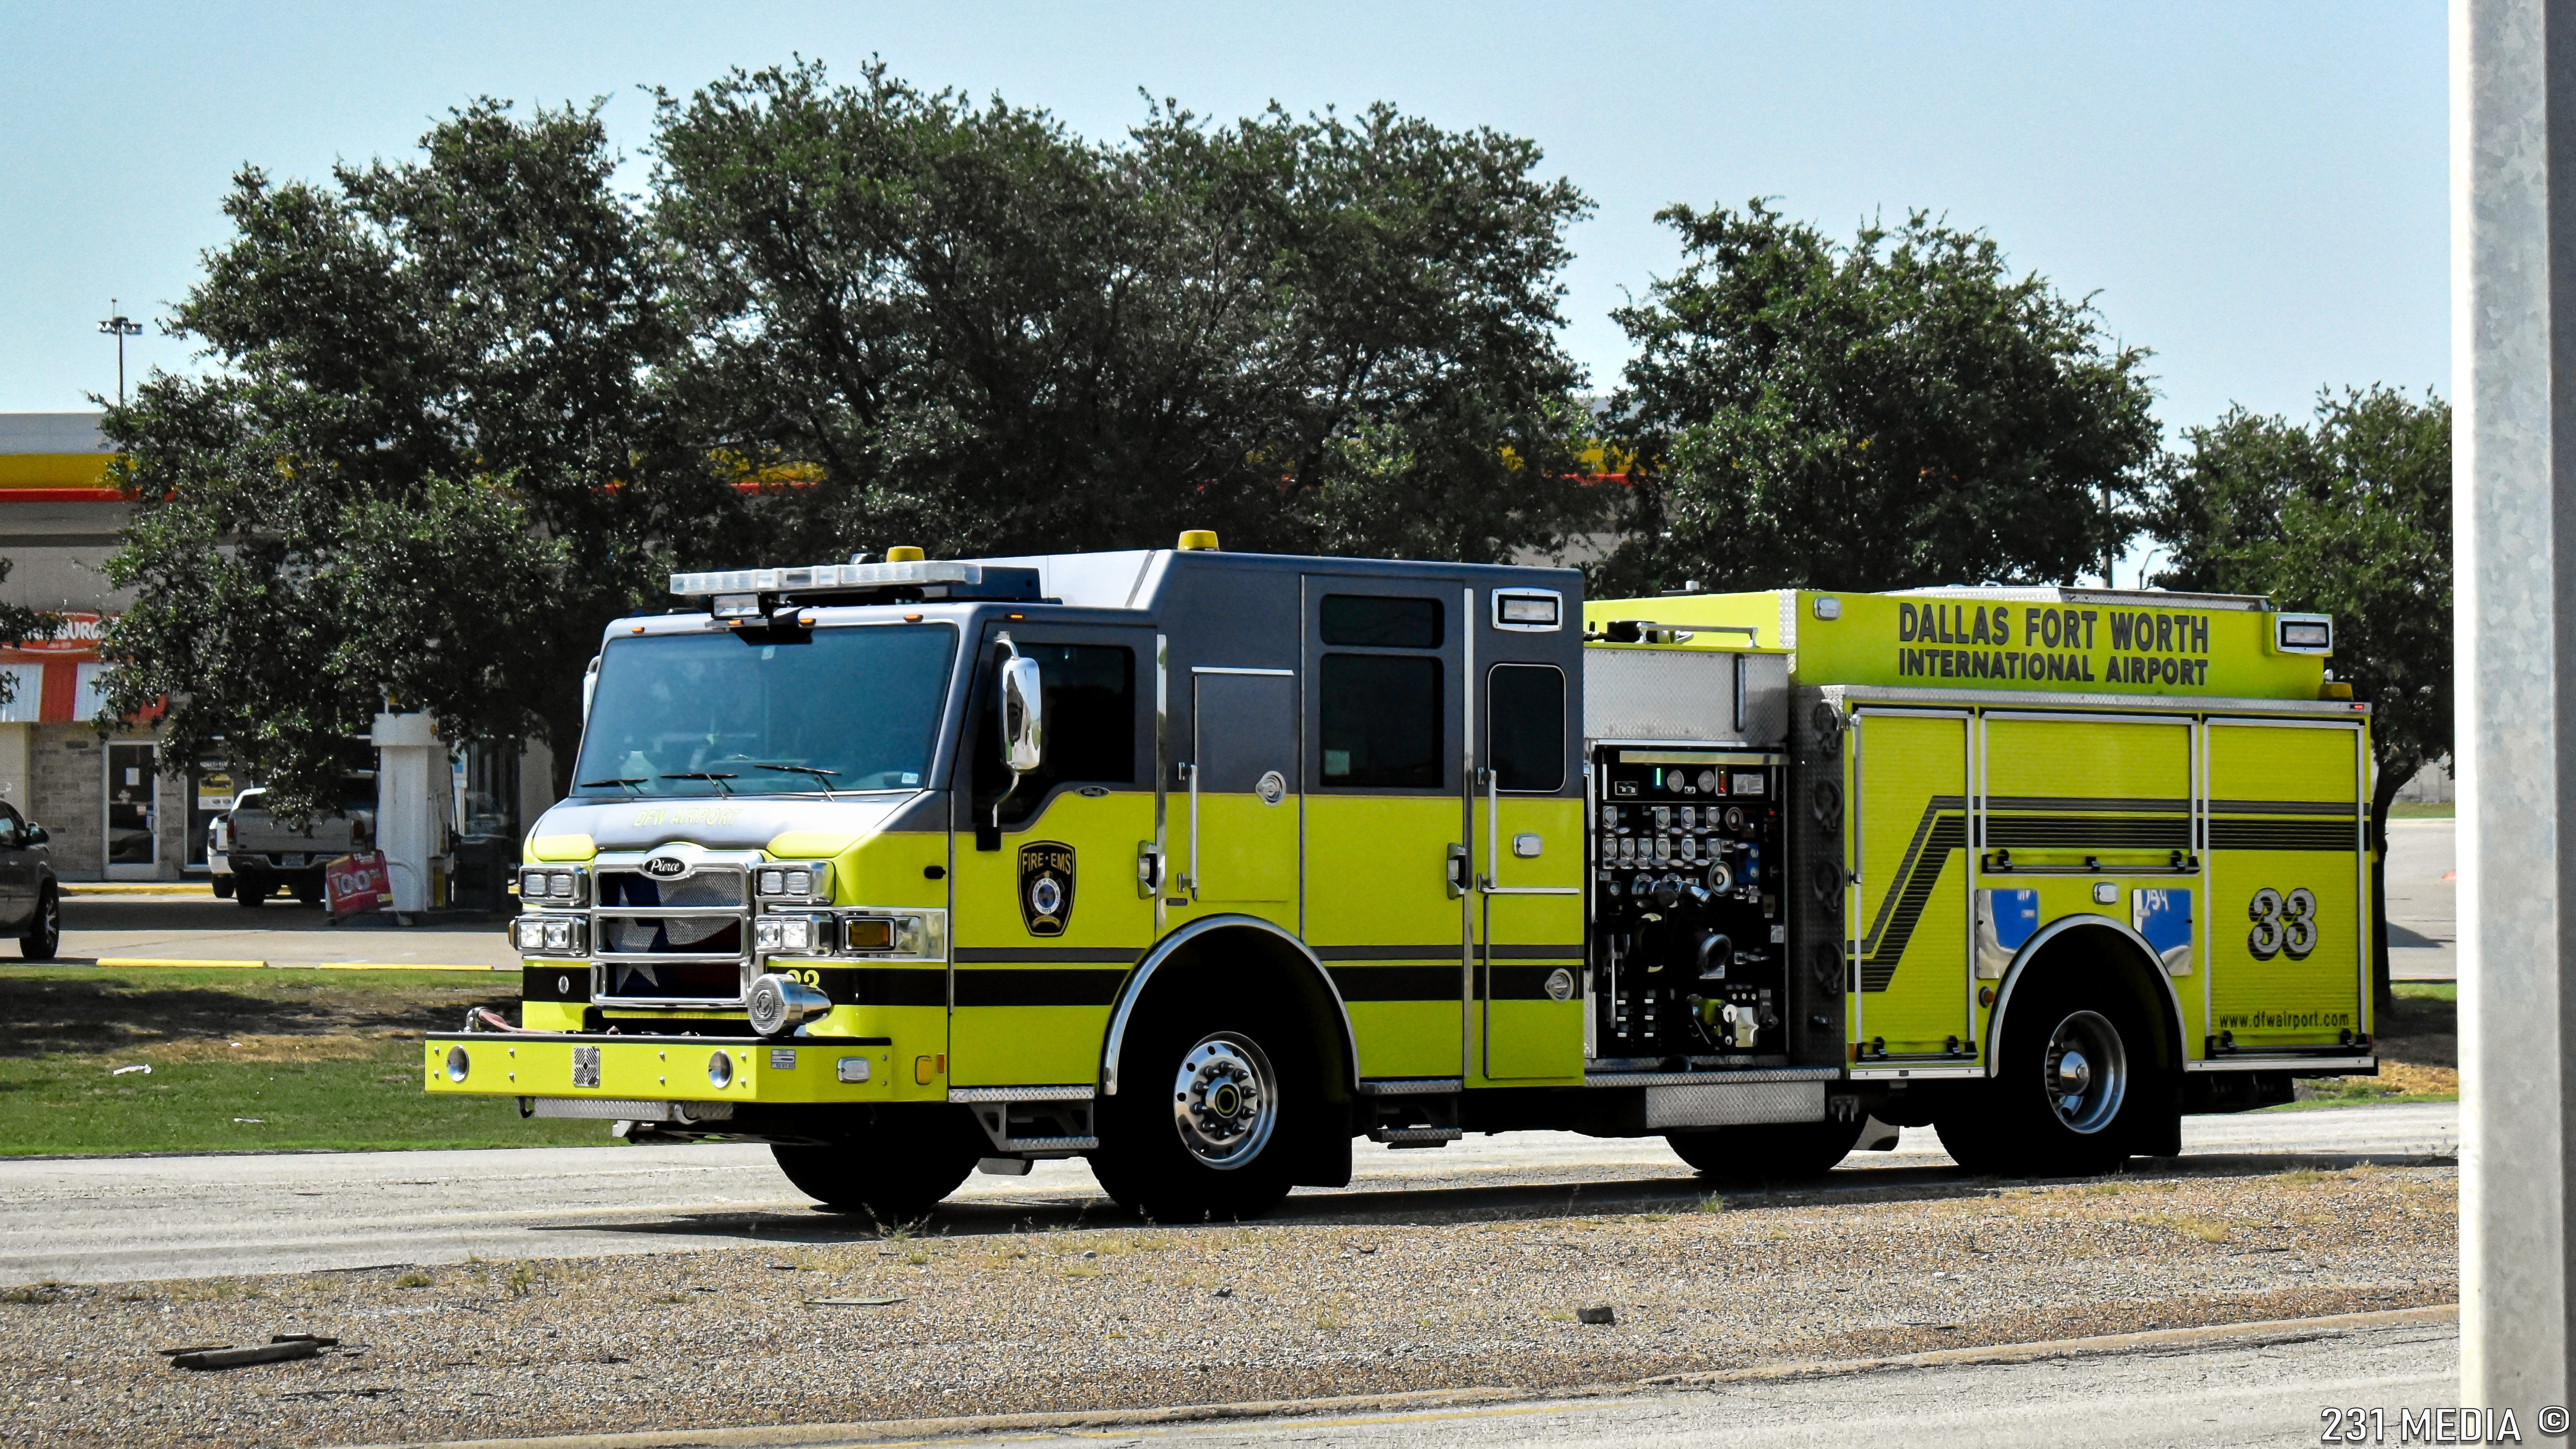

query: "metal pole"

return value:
[2091, 478, 2112, 586]
[96, 300, 140, 407]
[2457, 0, 2573, 1419]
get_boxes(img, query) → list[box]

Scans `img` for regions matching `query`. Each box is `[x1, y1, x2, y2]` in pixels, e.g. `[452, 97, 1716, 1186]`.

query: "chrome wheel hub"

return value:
[1170, 1032, 1278, 1170]
[2043, 1010, 2127, 1135]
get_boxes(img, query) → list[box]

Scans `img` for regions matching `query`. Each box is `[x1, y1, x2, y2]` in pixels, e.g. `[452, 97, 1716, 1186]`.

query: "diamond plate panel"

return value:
[1584, 648, 1788, 745]
[1641, 1079, 1825, 1129]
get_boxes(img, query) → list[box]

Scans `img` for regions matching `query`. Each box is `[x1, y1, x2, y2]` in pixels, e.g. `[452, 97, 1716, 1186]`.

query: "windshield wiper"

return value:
[755, 764, 843, 801]
[578, 778, 647, 796]
[658, 772, 738, 796]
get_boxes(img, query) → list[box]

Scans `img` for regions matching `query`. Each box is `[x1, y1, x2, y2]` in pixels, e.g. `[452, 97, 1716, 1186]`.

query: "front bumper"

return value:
[424, 1032, 899, 1106]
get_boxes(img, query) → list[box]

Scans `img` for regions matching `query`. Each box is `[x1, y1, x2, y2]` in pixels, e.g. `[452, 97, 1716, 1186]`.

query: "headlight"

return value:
[754, 915, 832, 954]
[518, 868, 585, 903]
[754, 862, 831, 901]
[512, 916, 586, 955]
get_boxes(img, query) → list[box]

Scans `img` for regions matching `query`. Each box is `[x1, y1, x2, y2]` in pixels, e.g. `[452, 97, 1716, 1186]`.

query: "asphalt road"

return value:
[2385, 819, 2455, 981]
[56, 894, 515, 969]
[886, 1316, 2461, 1449]
[0, 1101, 2457, 1286]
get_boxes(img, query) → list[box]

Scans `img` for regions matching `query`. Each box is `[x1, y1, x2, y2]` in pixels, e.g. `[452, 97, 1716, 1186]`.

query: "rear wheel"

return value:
[19, 884, 57, 961]
[294, 874, 326, 908]
[234, 874, 268, 909]
[1092, 1013, 1295, 1223]
[1667, 1117, 1865, 1184]
[1936, 979, 2153, 1177]
[770, 1108, 980, 1223]
[211, 875, 234, 900]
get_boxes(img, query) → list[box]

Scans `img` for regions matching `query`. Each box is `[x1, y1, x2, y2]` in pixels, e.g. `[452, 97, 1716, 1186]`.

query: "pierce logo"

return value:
[643, 856, 688, 878]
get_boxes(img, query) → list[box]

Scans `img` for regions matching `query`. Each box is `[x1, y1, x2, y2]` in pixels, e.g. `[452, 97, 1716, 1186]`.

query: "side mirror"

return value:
[1001, 656, 1044, 772]
[24, 825, 46, 847]
[581, 656, 601, 726]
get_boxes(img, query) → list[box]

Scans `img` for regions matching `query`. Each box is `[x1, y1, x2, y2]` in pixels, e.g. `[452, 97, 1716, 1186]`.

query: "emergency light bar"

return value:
[669, 560, 986, 596]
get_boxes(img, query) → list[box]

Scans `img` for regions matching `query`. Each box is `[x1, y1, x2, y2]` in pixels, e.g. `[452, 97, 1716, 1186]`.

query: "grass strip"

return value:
[0, 1042, 607, 1154]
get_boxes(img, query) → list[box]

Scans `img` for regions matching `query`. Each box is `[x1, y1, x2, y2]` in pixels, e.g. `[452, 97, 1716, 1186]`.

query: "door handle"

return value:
[1445, 842, 1468, 900]
[1178, 762, 1200, 899]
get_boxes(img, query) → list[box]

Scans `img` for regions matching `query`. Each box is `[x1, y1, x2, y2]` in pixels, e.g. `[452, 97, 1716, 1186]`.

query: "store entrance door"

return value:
[105, 741, 158, 879]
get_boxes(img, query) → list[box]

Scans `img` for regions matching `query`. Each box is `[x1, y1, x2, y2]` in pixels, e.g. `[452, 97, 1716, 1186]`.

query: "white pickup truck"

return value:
[212, 780, 376, 909]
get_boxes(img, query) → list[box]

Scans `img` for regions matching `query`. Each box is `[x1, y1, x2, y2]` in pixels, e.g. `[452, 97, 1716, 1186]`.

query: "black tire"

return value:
[1935, 977, 2156, 1177]
[294, 874, 326, 908]
[770, 1107, 980, 1222]
[19, 885, 57, 961]
[211, 875, 234, 900]
[234, 877, 268, 909]
[1091, 1005, 1298, 1223]
[1667, 1117, 1865, 1184]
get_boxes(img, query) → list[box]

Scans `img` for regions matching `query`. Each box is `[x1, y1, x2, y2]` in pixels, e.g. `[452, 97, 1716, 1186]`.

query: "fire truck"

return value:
[425, 537, 2372, 1221]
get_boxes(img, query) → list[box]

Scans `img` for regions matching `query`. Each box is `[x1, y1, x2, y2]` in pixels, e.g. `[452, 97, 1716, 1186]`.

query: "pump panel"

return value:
[1587, 748, 1788, 1065]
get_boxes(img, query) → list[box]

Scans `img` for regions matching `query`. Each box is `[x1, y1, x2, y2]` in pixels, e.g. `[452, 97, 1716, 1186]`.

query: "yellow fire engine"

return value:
[426, 538, 2370, 1219]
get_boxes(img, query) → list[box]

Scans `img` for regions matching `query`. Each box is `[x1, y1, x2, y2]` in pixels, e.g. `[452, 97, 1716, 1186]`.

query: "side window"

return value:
[0, 805, 22, 848]
[1321, 595, 1442, 649]
[1487, 664, 1566, 792]
[972, 642, 1138, 825]
[1320, 654, 1443, 789]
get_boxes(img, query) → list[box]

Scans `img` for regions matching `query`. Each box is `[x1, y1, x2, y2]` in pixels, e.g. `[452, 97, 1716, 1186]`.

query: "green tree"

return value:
[1603, 201, 2160, 594]
[98, 100, 736, 816]
[2150, 386, 2452, 1011]
[650, 60, 1604, 565]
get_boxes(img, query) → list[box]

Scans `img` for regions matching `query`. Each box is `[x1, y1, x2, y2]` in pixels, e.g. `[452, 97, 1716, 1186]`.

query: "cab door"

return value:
[1475, 650, 1584, 1081]
[1177, 668, 1298, 917]
[1302, 577, 1466, 1081]
[949, 626, 1156, 1088]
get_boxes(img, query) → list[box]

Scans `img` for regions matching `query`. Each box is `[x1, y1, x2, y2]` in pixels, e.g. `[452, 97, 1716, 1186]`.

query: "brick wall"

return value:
[28, 723, 184, 881]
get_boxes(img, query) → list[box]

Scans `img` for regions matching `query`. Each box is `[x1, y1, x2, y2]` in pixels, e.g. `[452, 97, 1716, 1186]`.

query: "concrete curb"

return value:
[384, 1303, 2459, 1449]
[63, 882, 213, 895]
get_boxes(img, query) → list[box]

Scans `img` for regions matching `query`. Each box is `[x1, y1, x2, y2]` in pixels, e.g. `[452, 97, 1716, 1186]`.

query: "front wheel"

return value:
[1667, 1117, 1865, 1184]
[771, 1108, 980, 1223]
[1936, 981, 2157, 1177]
[19, 885, 57, 961]
[1092, 1018, 1295, 1223]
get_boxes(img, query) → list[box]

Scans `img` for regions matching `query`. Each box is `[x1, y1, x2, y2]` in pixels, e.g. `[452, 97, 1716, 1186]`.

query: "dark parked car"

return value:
[0, 801, 60, 959]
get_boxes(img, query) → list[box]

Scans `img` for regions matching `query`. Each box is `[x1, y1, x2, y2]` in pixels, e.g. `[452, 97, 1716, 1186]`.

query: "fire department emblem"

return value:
[1019, 841, 1075, 937]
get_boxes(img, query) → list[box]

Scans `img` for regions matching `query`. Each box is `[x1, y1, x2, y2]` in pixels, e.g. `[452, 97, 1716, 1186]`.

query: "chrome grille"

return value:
[592, 862, 752, 1005]
[598, 916, 744, 955]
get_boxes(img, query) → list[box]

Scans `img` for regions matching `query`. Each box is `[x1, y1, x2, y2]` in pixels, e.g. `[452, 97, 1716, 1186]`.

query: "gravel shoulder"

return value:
[0, 1163, 2455, 1448]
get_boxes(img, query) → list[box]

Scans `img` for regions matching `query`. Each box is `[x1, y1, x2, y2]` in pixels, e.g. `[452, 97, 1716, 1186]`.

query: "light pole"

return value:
[97, 301, 140, 406]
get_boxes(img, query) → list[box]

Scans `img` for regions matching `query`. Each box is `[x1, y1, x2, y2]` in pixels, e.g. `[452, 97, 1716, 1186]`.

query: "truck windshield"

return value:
[573, 624, 959, 797]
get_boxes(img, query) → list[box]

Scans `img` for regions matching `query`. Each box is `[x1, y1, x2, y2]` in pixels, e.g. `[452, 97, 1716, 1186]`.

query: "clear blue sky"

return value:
[2, 1, 2442, 442]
